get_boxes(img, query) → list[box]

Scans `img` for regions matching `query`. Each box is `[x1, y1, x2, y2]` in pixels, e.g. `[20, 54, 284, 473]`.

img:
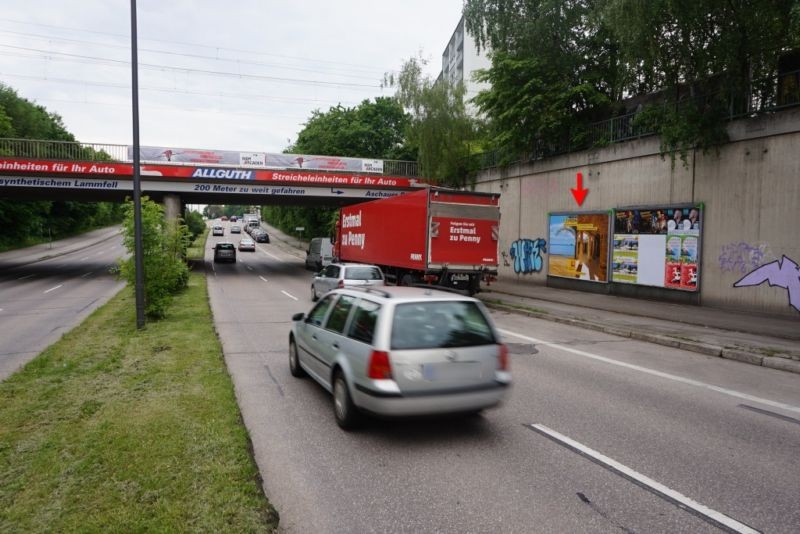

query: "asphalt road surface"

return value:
[0, 230, 125, 380]
[206, 221, 800, 534]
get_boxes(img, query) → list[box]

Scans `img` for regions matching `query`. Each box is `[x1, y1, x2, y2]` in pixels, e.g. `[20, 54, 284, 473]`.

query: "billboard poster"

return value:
[612, 206, 702, 291]
[548, 213, 610, 282]
[127, 146, 386, 173]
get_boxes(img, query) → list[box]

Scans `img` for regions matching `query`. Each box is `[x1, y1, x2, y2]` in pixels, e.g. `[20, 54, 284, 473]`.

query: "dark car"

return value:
[213, 242, 236, 263]
[252, 229, 270, 243]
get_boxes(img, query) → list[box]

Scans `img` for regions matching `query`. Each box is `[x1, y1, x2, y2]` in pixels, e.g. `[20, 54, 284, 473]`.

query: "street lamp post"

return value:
[130, 0, 145, 328]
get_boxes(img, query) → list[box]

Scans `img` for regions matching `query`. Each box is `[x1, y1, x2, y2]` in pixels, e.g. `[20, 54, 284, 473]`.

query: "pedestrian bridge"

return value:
[0, 139, 423, 208]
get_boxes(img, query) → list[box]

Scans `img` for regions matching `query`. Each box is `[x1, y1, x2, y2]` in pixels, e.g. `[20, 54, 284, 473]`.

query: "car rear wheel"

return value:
[289, 339, 305, 378]
[333, 371, 360, 430]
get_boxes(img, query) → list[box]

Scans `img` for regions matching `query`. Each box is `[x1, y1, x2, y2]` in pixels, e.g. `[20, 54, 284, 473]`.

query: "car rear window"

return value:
[217, 243, 235, 250]
[345, 267, 383, 280]
[391, 301, 496, 350]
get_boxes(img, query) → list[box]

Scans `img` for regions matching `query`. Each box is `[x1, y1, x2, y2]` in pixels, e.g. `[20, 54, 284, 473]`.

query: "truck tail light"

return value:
[367, 350, 392, 379]
[498, 344, 509, 371]
[423, 274, 439, 283]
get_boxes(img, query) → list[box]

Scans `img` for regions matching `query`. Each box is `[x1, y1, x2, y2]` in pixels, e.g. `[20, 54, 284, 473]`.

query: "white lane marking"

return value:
[281, 290, 298, 301]
[258, 247, 282, 261]
[95, 251, 103, 256]
[259, 276, 269, 283]
[80, 256, 89, 261]
[17, 274, 35, 280]
[81, 272, 94, 278]
[247, 266, 254, 271]
[528, 424, 759, 534]
[43, 284, 63, 294]
[498, 328, 800, 414]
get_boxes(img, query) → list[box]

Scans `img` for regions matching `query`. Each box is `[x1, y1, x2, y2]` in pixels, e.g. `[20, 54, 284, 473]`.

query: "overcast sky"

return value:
[0, 0, 464, 155]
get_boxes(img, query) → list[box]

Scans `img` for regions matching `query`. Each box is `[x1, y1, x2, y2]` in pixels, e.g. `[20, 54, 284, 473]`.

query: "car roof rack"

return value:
[409, 283, 471, 296]
[354, 286, 392, 298]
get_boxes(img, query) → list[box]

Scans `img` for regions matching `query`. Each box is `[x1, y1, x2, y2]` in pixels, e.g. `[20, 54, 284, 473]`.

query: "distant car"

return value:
[289, 286, 511, 429]
[220, 216, 228, 222]
[230, 225, 242, 234]
[230, 216, 238, 222]
[252, 229, 270, 243]
[212, 225, 224, 236]
[213, 242, 236, 263]
[311, 263, 384, 301]
[238, 237, 256, 252]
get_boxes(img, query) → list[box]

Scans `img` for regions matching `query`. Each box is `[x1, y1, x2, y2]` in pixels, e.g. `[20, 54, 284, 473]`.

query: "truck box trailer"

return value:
[334, 188, 500, 293]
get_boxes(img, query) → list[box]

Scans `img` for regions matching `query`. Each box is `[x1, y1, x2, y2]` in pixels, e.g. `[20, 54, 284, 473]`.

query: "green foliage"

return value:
[0, 83, 123, 249]
[118, 197, 189, 319]
[463, 0, 800, 164]
[266, 97, 414, 239]
[183, 209, 206, 241]
[289, 96, 412, 160]
[0, 272, 278, 531]
[388, 56, 480, 186]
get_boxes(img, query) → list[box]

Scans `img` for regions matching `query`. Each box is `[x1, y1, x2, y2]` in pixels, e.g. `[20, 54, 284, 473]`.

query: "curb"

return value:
[0, 228, 121, 268]
[482, 299, 800, 376]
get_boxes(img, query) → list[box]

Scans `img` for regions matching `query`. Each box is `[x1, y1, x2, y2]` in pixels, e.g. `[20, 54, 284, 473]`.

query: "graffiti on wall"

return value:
[510, 238, 547, 274]
[719, 242, 773, 273]
[734, 255, 800, 312]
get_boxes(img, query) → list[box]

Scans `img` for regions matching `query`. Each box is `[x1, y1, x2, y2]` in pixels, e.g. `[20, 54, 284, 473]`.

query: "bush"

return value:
[184, 209, 206, 242]
[118, 197, 190, 319]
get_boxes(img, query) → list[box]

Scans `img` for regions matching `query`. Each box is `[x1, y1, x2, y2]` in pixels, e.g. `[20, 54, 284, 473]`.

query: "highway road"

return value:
[205, 220, 800, 534]
[0, 229, 125, 380]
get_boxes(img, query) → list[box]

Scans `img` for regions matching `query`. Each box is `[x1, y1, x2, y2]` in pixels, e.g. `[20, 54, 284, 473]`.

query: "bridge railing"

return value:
[0, 138, 419, 177]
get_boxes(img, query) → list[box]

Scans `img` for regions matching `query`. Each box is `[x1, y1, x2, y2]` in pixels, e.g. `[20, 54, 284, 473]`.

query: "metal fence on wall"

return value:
[472, 68, 800, 170]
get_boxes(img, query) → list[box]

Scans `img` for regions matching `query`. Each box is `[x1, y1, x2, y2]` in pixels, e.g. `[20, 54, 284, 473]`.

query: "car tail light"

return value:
[337, 279, 345, 288]
[498, 343, 509, 371]
[367, 350, 392, 379]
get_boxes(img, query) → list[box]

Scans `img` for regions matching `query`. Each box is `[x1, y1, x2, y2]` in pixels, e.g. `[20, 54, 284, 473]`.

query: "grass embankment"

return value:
[0, 227, 279, 531]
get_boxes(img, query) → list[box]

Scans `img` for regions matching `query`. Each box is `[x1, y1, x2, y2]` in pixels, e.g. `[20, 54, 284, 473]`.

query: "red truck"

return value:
[334, 188, 500, 293]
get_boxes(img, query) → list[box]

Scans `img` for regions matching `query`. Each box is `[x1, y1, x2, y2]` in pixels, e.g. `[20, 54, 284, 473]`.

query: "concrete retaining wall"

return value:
[474, 108, 800, 316]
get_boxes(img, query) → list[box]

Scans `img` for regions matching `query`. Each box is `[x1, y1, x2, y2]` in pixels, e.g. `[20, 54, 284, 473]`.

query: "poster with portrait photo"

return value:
[612, 205, 702, 291]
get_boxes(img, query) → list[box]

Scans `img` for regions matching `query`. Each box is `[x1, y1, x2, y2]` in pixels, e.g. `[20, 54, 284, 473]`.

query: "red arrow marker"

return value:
[571, 172, 588, 206]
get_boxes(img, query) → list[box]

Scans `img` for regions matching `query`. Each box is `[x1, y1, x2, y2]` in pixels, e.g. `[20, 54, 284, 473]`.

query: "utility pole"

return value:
[131, 0, 145, 328]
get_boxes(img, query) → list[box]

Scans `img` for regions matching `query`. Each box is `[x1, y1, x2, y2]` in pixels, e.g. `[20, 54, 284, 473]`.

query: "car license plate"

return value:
[422, 362, 481, 382]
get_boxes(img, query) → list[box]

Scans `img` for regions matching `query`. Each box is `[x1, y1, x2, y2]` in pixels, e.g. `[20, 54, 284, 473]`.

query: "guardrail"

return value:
[0, 138, 419, 177]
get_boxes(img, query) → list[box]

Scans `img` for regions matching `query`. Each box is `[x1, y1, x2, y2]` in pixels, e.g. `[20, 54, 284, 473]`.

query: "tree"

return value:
[464, 0, 622, 158]
[602, 0, 800, 162]
[118, 197, 189, 319]
[0, 83, 124, 250]
[388, 56, 480, 187]
[265, 97, 414, 239]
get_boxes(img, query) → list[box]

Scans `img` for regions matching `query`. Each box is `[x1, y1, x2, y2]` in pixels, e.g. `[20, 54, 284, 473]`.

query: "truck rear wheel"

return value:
[400, 274, 414, 286]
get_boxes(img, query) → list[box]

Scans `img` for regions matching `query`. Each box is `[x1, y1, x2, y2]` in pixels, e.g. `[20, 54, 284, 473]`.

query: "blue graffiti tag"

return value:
[510, 238, 547, 274]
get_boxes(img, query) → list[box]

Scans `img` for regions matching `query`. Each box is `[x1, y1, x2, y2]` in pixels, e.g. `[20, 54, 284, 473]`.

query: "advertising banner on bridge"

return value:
[547, 212, 610, 282]
[128, 146, 384, 173]
[0, 158, 420, 189]
[611, 205, 702, 291]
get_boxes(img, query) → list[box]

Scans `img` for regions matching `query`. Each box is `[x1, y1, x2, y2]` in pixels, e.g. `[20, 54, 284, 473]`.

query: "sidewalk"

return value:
[259, 221, 800, 374]
[0, 226, 121, 268]
[480, 280, 800, 374]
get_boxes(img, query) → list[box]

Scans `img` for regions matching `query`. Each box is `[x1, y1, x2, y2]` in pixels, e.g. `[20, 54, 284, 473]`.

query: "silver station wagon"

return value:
[289, 286, 511, 429]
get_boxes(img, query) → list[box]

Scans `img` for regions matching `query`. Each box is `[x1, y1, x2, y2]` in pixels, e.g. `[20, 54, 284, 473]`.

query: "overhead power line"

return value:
[0, 17, 391, 74]
[0, 71, 361, 107]
[0, 28, 389, 80]
[0, 43, 382, 89]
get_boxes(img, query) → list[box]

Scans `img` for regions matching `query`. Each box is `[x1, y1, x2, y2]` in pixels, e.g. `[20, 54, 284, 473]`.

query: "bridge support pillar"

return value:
[163, 194, 181, 222]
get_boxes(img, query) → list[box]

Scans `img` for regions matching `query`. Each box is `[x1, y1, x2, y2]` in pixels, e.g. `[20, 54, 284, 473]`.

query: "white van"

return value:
[305, 237, 333, 271]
